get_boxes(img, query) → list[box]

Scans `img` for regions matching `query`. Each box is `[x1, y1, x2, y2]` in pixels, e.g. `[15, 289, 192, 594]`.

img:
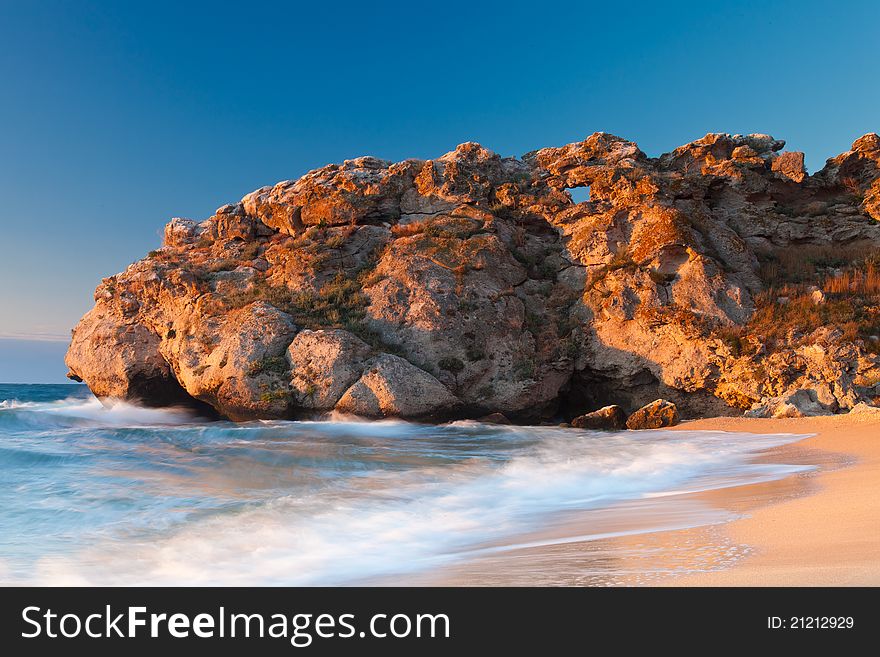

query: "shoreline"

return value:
[397, 410, 880, 586]
[3, 385, 878, 586]
[660, 411, 880, 586]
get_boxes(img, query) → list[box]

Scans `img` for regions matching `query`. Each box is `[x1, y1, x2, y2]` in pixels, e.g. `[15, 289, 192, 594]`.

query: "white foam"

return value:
[20, 427, 810, 586]
[0, 399, 37, 409]
[9, 395, 200, 427]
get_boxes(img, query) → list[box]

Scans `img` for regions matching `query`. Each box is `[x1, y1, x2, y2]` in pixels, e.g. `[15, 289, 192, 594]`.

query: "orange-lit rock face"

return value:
[66, 132, 880, 421]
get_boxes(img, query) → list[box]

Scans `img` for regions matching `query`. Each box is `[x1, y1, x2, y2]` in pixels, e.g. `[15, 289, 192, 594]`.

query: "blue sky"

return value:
[1, 0, 878, 382]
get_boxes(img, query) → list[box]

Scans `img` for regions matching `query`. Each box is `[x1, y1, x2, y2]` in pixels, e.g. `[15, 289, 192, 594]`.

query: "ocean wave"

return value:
[0, 399, 38, 409]
[0, 385, 813, 586]
[0, 395, 201, 430]
[8, 424, 811, 586]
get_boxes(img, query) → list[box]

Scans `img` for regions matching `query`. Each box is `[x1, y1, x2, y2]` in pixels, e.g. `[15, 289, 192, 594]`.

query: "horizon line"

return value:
[0, 333, 70, 343]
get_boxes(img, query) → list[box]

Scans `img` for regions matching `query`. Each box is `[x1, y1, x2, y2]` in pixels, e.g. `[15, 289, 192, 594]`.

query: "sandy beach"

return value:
[661, 409, 880, 586]
[399, 408, 880, 587]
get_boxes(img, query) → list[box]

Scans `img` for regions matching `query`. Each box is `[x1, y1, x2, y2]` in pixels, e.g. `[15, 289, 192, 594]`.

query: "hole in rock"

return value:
[566, 186, 591, 204]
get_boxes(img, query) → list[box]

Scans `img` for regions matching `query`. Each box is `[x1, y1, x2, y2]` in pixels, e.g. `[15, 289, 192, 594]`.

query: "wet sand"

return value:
[402, 409, 879, 586]
[662, 410, 880, 586]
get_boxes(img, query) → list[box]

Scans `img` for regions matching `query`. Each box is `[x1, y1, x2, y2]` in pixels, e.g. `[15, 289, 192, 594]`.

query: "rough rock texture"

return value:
[166, 301, 298, 420]
[66, 132, 880, 421]
[850, 402, 880, 415]
[335, 354, 460, 419]
[287, 329, 372, 409]
[745, 388, 832, 419]
[571, 405, 627, 430]
[65, 307, 191, 405]
[626, 399, 680, 429]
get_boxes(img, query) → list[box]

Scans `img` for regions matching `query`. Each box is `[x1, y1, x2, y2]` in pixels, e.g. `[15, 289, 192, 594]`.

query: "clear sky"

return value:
[1, 0, 878, 382]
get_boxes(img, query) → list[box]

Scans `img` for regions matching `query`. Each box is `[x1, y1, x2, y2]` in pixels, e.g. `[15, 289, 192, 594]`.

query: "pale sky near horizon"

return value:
[1, 0, 878, 382]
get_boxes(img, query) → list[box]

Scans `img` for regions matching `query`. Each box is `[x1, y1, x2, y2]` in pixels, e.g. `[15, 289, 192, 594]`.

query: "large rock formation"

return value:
[66, 132, 880, 421]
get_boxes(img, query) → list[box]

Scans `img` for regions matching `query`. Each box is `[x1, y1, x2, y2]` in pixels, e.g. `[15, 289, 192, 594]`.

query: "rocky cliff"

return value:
[66, 132, 880, 421]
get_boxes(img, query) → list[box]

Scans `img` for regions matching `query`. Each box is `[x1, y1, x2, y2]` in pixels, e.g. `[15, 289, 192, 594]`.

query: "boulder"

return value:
[571, 405, 627, 430]
[170, 301, 299, 420]
[287, 329, 372, 409]
[65, 306, 191, 405]
[335, 354, 460, 419]
[625, 400, 680, 429]
[745, 388, 834, 419]
[849, 402, 880, 415]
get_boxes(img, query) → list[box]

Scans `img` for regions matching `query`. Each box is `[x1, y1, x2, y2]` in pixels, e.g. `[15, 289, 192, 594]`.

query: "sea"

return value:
[0, 383, 812, 585]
